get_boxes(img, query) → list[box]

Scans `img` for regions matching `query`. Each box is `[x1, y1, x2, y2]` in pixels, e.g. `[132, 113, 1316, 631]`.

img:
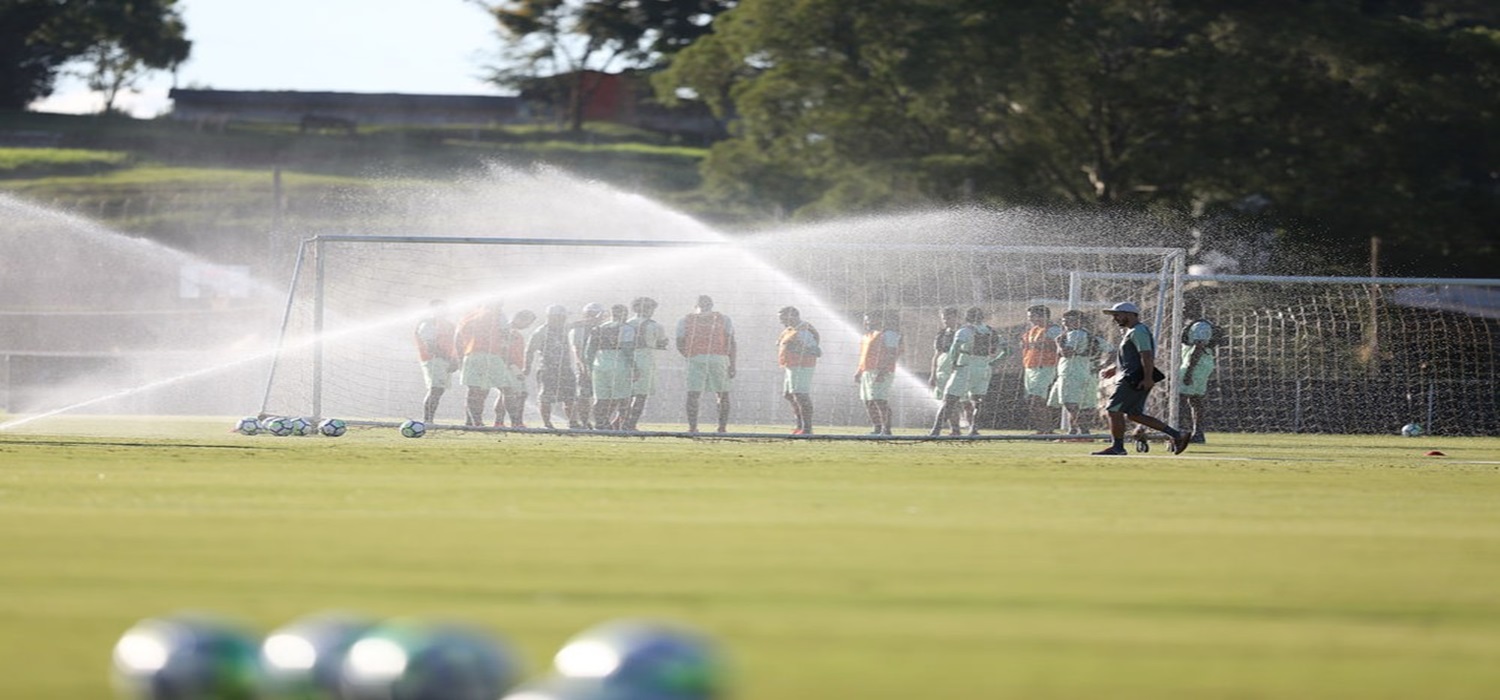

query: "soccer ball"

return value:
[319, 418, 348, 437]
[1401, 422, 1424, 437]
[110, 613, 262, 700]
[288, 417, 315, 436]
[526, 618, 728, 700]
[261, 612, 377, 699]
[339, 620, 523, 700]
[399, 419, 426, 438]
[263, 416, 294, 437]
[234, 416, 260, 435]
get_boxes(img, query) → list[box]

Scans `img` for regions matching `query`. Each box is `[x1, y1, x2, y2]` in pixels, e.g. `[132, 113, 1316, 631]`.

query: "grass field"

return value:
[2, 418, 1499, 699]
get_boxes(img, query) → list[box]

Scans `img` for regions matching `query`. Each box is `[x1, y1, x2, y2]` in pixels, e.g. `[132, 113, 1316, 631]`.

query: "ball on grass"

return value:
[319, 418, 348, 437]
[234, 416, 260, 436]
[339, 619, 523, 700]
[261, 612, 377, 700]
[262, 416, 294, 437]
[1400, 422, 1424, 437]
[504, 619, 728, 700]
[110, 613, 261, 700]
[399, 419, 426, 438]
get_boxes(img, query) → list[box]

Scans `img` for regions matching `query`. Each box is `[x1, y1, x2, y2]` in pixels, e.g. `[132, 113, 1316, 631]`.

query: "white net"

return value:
[1179, 279, 1499, 436]
[259, 235, 1186, 432]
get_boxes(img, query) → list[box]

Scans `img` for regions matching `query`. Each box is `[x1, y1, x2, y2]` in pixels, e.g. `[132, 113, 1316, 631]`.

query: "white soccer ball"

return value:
[234, 416, 260, 435]
[262, 416, 294, 437]
[1400, 422, 1424, 437]
[319, 418, 348, 437]
[400, 419, 426, 438]
[288, 417, 315, 436]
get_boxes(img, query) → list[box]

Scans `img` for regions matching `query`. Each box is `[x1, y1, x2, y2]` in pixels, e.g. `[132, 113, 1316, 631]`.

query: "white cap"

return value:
[546, 304, 567, 316]
[1103, 302, 1141, 315]
[582, 302, 605, 316]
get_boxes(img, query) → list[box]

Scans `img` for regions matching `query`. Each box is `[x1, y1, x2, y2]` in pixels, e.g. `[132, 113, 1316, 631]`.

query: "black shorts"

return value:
[1106, 381, 1151, 415]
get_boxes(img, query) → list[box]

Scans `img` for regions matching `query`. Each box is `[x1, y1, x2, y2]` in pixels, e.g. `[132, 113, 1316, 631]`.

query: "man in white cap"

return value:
[1095, 302, 1190, 455]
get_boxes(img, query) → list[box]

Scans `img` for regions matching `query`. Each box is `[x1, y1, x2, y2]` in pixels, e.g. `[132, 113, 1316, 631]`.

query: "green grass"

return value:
[2, 420, 1499, 699]
[0, 148, 129, 177]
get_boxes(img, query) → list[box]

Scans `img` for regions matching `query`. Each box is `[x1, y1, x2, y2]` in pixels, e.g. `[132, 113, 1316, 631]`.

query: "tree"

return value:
[0, 0, 190, 112]
[657, 0, 1499, 275]
[474, 0, 734, 131]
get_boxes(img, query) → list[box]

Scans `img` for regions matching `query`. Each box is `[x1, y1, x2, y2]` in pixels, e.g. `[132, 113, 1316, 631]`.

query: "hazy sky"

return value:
[31, 0, 503, 117]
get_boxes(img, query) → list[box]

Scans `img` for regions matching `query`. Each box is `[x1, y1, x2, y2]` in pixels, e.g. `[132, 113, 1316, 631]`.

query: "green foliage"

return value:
[658, 0, 1500, 275]
[0, 0, 190, 109]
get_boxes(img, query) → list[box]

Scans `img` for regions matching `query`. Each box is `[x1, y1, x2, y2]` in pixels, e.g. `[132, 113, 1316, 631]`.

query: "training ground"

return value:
[3, 416, 1500, 699]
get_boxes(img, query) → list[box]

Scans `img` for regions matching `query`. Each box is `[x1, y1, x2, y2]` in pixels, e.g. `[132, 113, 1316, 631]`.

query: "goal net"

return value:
[258, 234, 1188, 433]
[1176, 276, 1498, 435]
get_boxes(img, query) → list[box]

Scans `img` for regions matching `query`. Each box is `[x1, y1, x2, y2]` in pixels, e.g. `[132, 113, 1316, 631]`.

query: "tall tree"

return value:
[474, 0, 733, 131]
[0, 0, 190, 111]
[658, 0, 1499, 275]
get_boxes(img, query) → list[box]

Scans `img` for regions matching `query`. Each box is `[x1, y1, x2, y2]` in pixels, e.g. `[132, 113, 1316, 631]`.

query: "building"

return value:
[167, 89, 532, 131]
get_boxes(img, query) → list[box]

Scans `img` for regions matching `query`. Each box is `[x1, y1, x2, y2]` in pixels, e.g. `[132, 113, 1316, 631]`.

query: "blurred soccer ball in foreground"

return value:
[110, 613, 261, 700]
[260, 612, 377, 700]
[339, 619, 523, 700]
[288, 417, 316, 437]
[399, 420, 427, 439]
[319, 418, 347, 437]
[1401, 422, 1424, 437]
[234, 417, 260, 435]
[505, 619, 728, 700]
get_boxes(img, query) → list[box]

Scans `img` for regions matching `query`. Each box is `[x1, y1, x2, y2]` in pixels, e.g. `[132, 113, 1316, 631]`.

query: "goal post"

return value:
[258, 235, 1188, 433]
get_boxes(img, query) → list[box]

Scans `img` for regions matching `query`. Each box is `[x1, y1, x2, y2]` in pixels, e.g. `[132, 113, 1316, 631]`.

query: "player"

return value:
[525, 305, 578, 430]
[1094, 302, 1190, 456]
[623, 296, 669, 431]
[1047, 309, 1102, 434]
[855, 310, 904, 435]
[567, 302, 606, 429]
[585, 304, 637, 430]
[501, 309, 536, 428]
[777, 306, 822, 435]
[454, 300, 512, 428]
[676, 295, 736, 434]
[928, 307, 962, 435]
[931, 307, 1007, 436]
[1179, 300, 1218, 443]
[1020, 304, 1064, 432]
[413, 299, 458, 424]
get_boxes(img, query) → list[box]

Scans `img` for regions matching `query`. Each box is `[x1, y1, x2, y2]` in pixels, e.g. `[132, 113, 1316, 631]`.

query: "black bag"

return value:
[1124, 367, 1167, 388]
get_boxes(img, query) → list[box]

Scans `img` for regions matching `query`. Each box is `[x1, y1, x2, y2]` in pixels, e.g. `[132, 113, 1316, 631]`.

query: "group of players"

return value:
[413, 294, 1217, 449]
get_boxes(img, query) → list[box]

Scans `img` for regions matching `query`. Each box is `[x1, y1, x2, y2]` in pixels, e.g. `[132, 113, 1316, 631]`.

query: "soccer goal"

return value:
[1071, 271, 1500, 436]
[258, 234, 1189, 434]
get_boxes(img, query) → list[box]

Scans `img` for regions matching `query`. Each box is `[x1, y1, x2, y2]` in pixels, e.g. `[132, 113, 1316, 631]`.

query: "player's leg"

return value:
[465, 386, 488, 427]
[794, 392, 813, 434]
[423, 387, 444, 424]
[498, 392, 516, 431]
[715, 392, 731, 433]
[930, 395, 959, 436]
[1185, 394, 1206, 442]
[1126, 412, 1188, 454]
[875, 400, 893, 435]
[783, 390, 802, 433]
[685, 391, 701, 433]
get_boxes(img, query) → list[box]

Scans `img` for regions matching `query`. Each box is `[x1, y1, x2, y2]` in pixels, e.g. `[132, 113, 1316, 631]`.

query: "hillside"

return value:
[0, 110, 718, 258]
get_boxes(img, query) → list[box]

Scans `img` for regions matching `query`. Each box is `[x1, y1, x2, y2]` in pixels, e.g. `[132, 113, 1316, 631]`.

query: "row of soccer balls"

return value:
[112, 612, 726, 700]
[235, 417, 428, 438]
